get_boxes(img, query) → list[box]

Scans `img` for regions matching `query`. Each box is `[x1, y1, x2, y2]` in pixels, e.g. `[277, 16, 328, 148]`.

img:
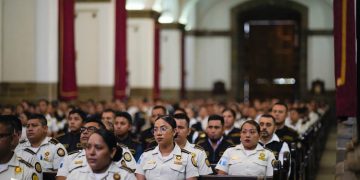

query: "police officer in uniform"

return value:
[57, 119, 136, 180]
[114, 112, 143, 161]
[173, 113, 213, 175]
[222, 108, 241, 144]
[15, 114, 67, 173]
[196, 115, 234, 166]
[67, 129, 135, 180]
[259, 114, 290, 163]
[0, 115, 41, 180]
[271, 102, 299, 144]
[216, 120, 275, 176]
[57, 109, 86, 152]
[135, 115, 199, 180]
[140, 105, 167, 151]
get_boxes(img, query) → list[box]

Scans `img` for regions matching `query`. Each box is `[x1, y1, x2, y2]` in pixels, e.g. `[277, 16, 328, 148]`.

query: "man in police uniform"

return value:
[140, 105, 167, 150]
[15, 114, 67, 173]
[196, 115, 234, 167]
[56, 118, 136, 180]
[271, 102, 299, 144]
[0, 115, 41, 179]
[57, 109, 86, 152]
[114, 111, 143, 161]
[101, 109, 116, 132]
[258, 114, 290, 163]
[174, 113, 213, 175]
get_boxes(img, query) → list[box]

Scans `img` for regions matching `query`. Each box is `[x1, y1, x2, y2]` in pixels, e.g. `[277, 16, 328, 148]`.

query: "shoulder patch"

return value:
[181, 149, 191, 154]
[120, 165, 135, 173]
[194, 144, 205, 151]
[24, 148, 36, 155]
[49, 138, 59, 145]
[57, 148, 66, 157]
[144, 146, 156, 152]
[19, 158, 33, 168]
[68, 149, 80, 155]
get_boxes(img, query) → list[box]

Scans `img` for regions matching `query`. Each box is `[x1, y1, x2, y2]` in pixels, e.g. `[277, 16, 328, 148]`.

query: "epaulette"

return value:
[120, 165, 136, 173]
[181, 149, 191, 154]
[117, 143, 128, 149]
[196, 139, 205, 145]
[19, 158, 33, 168]
[194, 144, 205, 151]
[68, 149, 80, 155]
[24, 148, 36, 155]
[226, 139, 235, 145]
[19, 139, 27, 144]
[49, 138, 59, 145]
[144, 146, 155, 152]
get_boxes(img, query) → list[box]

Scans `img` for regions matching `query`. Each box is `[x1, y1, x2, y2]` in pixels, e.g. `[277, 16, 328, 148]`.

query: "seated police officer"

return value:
[271, 102, 299, 144]
[0, 115, 41, 179]
[222, 108, 241, 144]
[196, 115, 234, 167]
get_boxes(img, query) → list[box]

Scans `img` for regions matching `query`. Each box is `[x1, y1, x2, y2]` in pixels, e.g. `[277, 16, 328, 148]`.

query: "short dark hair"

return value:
[222, 108, 236, 118]
[69, 109, 87, 121]
[115, 111, 133, 125]
[208, 114, 224, 126]
[152, 105, 167, 115]
[84, 117, 106, 130]
[173, 108, 186, 115]
[38, 99, 49, 105]
[102, 109, 115, 116]
[259, 114, 276, 124]
[28, 114, 47, 126]
[173, 113, 190, 127]
[240, 120, 260, 134]
[0, 115, 17, 134]
[272, 102, 288, 112]
[92, 129, 122, 161]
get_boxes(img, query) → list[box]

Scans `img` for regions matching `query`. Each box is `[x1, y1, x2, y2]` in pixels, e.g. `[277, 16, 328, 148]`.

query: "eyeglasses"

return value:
[0, 133, 12, 139]
[80, 126, 98, 133]
[152, 126, 172, 134]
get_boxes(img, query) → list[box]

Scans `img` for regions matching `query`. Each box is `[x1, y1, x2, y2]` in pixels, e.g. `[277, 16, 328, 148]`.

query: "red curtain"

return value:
[114, 0, 127, 100]
[153, 22, 160, 100]
[334, 0, 357, 117]
[180, 30, 186, 99]
[58, 0, 77, 101]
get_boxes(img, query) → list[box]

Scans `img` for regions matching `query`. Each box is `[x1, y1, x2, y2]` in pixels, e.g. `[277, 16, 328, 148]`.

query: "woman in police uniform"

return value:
[215, 120, 275, 177]
[67, 129, 135, 180]
[135, 115, 199, 180]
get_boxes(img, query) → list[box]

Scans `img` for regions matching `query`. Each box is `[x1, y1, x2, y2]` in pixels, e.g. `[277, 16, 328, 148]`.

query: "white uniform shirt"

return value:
[57, 147, 136, 177]
[215, 144, 275, 176]
[67, 162, 136, 180]
[0, 153, 41, 180]
[259, 134, 290, 164]
[135, 144, 199, 180]
[183, 141, 213, 175]
[15, 137, 67, 172]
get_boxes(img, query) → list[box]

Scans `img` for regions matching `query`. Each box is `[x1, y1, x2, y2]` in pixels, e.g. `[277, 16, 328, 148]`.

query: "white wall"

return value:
[75, 2, 115, 86]
[160, 29, 181, 89]
[127, 18, 155, 88]
[35, 0, 58, 83]
[2, 0, 36, 82]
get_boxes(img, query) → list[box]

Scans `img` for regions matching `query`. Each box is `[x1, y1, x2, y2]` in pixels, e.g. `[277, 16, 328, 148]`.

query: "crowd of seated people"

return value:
[0, 97, 329, 179]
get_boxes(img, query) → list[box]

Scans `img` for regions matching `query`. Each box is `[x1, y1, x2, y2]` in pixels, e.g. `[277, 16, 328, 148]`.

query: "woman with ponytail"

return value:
[67, 129, 135, 180]
[135, 115, 199, 180]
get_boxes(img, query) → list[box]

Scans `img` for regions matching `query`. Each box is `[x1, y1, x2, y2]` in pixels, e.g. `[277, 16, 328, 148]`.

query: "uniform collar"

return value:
[153, 143, 182, 157]
[236, 143, 264, 151]
[260, 134, 280, 145]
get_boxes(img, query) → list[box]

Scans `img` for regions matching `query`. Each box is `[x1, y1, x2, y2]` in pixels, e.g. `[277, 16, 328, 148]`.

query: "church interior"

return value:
[0, 0, 358, 179]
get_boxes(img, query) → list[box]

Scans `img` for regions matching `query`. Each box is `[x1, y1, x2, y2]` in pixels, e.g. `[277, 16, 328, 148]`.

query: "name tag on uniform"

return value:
[231, 156, 239, 160]
[74, 160, 83, 164]
[147, 160, 156, 164]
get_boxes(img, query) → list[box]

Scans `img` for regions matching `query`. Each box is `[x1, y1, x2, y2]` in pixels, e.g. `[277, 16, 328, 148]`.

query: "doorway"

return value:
[230, 1, 308, 101]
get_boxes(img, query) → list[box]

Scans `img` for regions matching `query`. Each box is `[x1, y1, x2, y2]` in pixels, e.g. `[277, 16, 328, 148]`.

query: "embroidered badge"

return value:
[113, 172, 121, 180]
[191, 153, 197, 167]
[124, 152, 132, 162]
[35, 162, 42, 173]
[174, 155, 182, 165]
[57, 148, 65, 157]
[15, 166, 22, 174]
[259, 152, 266, 161]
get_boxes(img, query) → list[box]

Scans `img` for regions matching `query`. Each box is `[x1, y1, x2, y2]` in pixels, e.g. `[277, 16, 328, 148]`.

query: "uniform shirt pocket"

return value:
[169, 163, 185, 173]
[252, 159, 268, 176]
